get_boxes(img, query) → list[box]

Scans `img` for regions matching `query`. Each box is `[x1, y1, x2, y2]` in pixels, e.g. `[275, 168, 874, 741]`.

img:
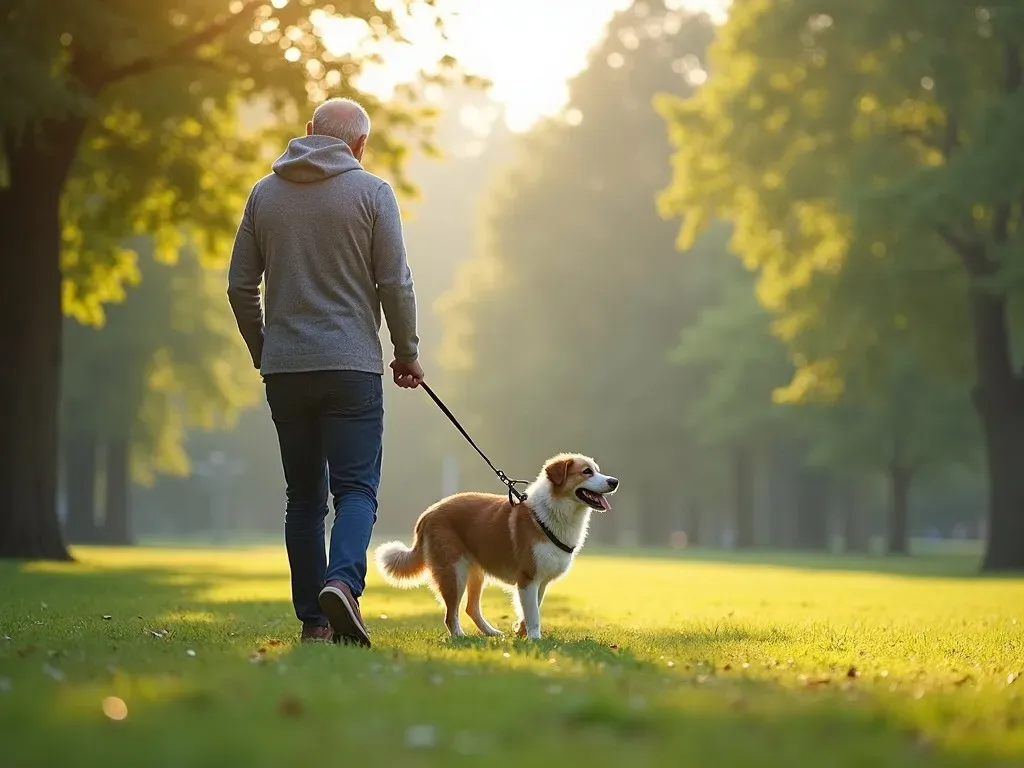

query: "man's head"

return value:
[306, 98, 370, 161]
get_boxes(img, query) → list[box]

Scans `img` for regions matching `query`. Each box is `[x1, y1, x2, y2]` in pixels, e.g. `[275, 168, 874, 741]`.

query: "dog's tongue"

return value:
[598, 494, 611, 511]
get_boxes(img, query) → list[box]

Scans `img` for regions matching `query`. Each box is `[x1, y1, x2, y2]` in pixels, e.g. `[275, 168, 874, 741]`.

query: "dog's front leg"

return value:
[518, 581, 542, 639]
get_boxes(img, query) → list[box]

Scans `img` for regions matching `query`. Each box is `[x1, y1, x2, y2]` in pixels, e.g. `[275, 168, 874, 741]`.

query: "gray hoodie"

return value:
[227, 135, 419, 375]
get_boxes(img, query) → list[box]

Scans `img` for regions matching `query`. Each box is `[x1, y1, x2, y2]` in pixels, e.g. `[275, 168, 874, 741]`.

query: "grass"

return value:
[0, 546, 1022, 767]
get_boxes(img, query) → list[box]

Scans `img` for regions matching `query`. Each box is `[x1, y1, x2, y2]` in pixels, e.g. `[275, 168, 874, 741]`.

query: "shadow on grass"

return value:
[0, 557, 1016, 768]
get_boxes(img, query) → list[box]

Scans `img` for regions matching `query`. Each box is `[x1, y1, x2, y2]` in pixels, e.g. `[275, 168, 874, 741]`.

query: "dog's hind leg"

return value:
[432, 557, 469, 638]
[465, 567, 503, 637]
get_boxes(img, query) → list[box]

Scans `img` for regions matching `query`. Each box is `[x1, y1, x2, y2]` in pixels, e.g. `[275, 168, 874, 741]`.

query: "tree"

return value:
[802, 346, 980, 555]
[61, 242, 258, 543]
[438, 1, 716, 547]
[670, 265, 795, 548]
[0, 0, 455, 558]
[658, 0, 1024, 569]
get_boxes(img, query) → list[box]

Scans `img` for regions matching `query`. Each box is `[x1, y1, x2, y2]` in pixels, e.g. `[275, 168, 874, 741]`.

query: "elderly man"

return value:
[228, 98, 423, 647]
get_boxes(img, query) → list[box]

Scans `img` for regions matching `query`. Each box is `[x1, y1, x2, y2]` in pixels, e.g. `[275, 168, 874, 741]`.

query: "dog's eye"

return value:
[582, 467, 594, 476]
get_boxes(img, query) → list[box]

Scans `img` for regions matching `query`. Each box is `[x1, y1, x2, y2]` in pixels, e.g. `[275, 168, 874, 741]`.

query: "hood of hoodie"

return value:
[271, 135, 362, 183]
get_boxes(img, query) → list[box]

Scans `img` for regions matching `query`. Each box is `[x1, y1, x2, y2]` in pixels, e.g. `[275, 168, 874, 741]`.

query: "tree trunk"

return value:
[733, 445, 755, 548]
[969, 289, 1024, 571]
[766, 439, 798, 548]
[0, 121, 85, 560]
[793, 467, 830, 550]
[63, 433, 99, 543]
[99, 438, 133, 545]
[886, 464, 912, 556]
[636, 489, 668, 548]
[686, 498, 702, 547]
[840, 478, 871, 554]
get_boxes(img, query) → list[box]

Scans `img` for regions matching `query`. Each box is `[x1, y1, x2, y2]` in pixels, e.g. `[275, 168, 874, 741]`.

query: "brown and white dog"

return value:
[375, 453, 618, 639]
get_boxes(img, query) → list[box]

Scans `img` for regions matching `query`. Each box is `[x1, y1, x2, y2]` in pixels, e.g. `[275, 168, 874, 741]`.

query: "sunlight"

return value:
[320, 0, 729, 132]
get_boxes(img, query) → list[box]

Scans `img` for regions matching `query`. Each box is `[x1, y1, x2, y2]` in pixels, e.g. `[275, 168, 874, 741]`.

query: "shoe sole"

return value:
[318, 585, 371, 648]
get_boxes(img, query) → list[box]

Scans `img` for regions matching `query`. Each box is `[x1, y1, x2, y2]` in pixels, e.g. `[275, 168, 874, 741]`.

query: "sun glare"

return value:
[318, 0, 728, 133]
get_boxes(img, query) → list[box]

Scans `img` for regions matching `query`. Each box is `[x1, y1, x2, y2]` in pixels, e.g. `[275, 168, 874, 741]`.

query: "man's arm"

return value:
[227, 190, 265, 369]
[371, 182, 419, 364]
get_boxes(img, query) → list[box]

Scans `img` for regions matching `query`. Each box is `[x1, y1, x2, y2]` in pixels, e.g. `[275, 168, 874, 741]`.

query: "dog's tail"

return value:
[375, 537, 427, 587]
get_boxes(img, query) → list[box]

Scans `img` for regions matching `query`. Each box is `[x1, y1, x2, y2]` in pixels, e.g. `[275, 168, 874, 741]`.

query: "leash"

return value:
[420, 382, 529, 506]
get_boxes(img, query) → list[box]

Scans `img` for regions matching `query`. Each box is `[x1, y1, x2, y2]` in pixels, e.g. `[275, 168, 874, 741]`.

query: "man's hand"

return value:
[390, 359, 424, 389]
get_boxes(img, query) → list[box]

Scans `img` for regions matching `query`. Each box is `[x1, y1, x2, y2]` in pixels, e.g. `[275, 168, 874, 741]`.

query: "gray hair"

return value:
[312, 98, 371, 145]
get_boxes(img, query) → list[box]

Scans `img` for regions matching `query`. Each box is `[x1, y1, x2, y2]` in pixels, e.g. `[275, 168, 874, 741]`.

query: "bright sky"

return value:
[319, 0, 728, 132]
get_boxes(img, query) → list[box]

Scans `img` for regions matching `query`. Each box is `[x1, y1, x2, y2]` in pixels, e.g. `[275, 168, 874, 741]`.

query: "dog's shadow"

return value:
[441, 623, 786, 674]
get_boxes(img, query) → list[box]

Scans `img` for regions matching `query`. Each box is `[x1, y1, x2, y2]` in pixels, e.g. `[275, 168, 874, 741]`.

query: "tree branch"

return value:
[88, 1, 262, 89]
[936, 225, 990, 276]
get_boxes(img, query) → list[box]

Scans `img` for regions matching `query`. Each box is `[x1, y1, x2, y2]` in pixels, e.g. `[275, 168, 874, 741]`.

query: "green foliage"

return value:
[671, 262, 794, 448]
[801, 342, 981, 479]
[437, 2, 717, 498]
[62, 243, 258, 484]
[657, 0, 1024, 398]
[2, 0, 456, 321]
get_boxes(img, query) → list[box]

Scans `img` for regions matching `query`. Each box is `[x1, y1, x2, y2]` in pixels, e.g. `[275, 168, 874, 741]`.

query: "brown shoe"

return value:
[319, 580, 371, 648]
[300, 623, 333, 643]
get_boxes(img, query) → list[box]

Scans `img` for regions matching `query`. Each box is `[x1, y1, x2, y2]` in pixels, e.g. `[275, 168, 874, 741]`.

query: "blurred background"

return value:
[4, 0, 1020, 567]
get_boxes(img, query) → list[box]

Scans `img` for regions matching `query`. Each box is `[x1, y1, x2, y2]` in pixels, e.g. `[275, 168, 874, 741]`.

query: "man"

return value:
[227, 98, 423, 647]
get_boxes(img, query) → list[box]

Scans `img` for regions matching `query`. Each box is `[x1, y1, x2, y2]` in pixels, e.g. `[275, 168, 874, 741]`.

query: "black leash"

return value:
[420, 382, 529, 506]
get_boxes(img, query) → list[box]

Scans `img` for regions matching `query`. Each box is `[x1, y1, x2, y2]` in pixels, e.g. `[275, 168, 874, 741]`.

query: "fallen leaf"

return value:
[148, 629, 168, 639]
[847, 666, 860, 679]
[42, 664, 65, 682]
[102, 615, 112, 621]
[667, 661, 675, 668]
[379, 614, 389, 620]
[186, 649, 196, 658]
[1, 636, 11, 641]
[1007, 673, 1018, 685]
[804, 676, 831, 687]
[268, 639, 282, 647]
[101, 696, 128, 721]
[723, 663, 733, 671]
[277, 694, 304, 717]
[609, 644, 618, 650]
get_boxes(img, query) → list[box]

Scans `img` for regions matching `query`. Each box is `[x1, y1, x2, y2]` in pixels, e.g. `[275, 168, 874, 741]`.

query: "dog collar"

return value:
[532, 512, 575, 554]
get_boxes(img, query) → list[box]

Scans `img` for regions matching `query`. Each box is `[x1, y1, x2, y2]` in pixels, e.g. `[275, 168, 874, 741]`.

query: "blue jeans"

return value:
[264, 370, 383, 626]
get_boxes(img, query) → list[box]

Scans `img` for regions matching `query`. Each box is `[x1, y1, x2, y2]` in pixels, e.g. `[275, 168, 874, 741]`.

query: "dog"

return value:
[374, 453, 618, 640]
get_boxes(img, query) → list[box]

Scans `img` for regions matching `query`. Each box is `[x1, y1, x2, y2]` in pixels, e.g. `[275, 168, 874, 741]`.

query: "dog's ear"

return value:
[545, 456, 574, 487]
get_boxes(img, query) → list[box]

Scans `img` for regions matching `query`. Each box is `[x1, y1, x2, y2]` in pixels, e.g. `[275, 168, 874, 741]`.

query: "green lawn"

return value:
[0, 546, 1021, 767]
